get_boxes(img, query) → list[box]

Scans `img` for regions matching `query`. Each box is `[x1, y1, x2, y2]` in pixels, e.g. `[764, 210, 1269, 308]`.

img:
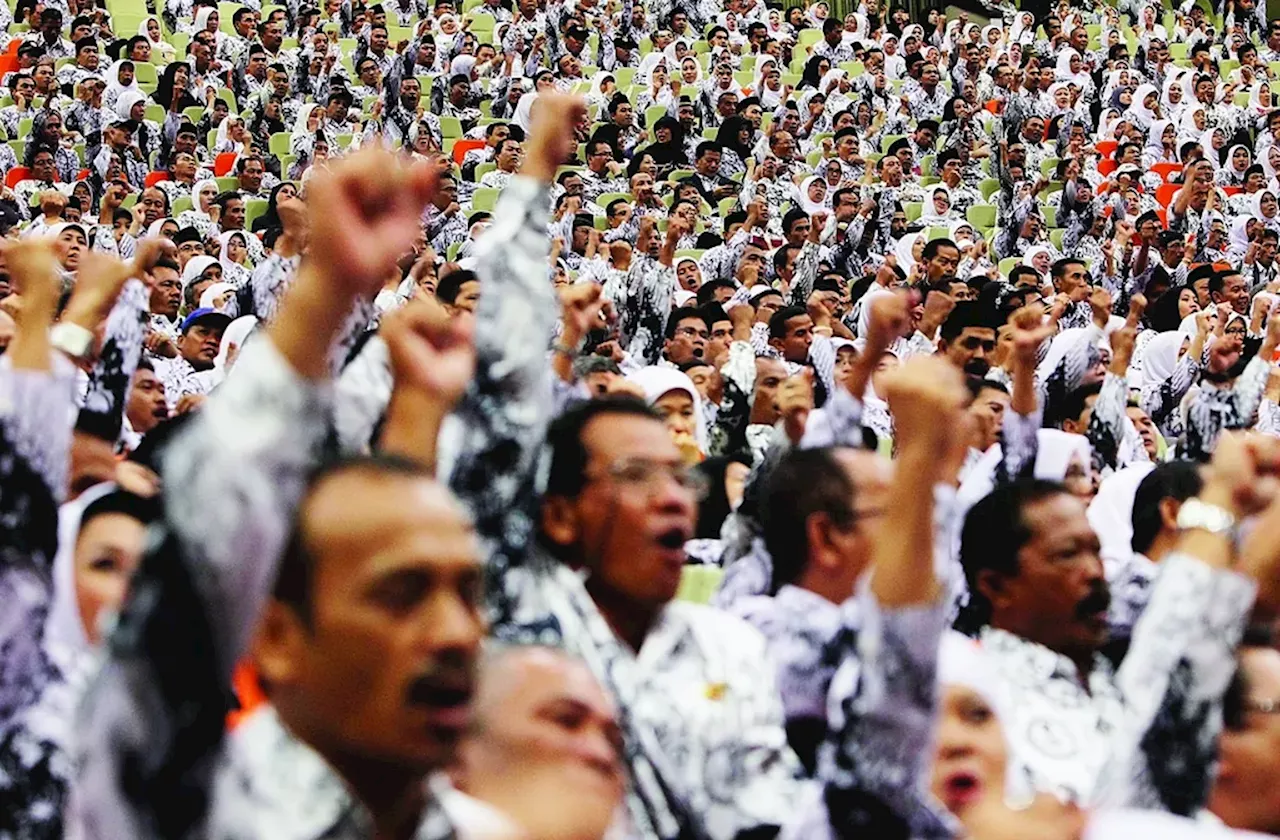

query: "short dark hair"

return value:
[768, 305, 809, 339]
[1130, 461, 1202, 555]
[543, 397, 662, 499]
[436, 268, 478, 304]
[922, 238, 958, 261]
[760, 447, 857, 592]
[959, 479, 1070, 627]
[695, 141, 720, 160]
[664, 306, 710, 339]
[782, 208, 809, 236]
[1051, 257, 1086, 280]
[940, 300, 1000, 343]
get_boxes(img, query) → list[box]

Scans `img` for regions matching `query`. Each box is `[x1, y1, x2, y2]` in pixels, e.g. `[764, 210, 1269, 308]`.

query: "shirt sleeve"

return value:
[72, 335, 334, 840]
[445, 175, 560, 623]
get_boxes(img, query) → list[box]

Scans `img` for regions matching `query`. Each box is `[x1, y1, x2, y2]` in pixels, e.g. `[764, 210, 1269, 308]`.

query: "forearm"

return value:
[870, 449, 941, 607]
[380, 386, 447, 472]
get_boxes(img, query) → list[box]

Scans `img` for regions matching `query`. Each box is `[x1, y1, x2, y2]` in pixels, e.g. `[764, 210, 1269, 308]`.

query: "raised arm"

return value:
[445, 93, 583, 609]
[71, 149, 440, 840]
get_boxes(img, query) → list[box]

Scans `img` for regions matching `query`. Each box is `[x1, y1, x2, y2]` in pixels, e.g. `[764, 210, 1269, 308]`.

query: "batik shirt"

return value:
[0, 279, 149, 839]
[1181, 353, 1269, 461]
[981, 551, 1255, 813]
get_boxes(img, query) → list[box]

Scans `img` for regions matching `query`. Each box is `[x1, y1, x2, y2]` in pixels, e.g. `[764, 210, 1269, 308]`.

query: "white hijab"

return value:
[513, 91, 538, 133]
[958, 429, 1093, 511]
[46, 482, 119, 654]
[626, 366, 710, 454]
[796, 176, 828, 214]
[115, 89, 147, 123]
[105, 59, 140, 96]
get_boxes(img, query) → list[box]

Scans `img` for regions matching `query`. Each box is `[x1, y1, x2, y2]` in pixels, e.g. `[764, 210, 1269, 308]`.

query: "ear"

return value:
[804, 512, 841, 572]
[1158, 496, 1182, 533]
[768, 335, 784, 351]
[540, 495, 580, 551]
[976, 568, 1013, 613]
[251, 600, 307, 687]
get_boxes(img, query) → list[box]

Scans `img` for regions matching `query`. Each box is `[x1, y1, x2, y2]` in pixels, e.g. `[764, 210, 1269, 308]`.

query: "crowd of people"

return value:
[7, 0, 1280, 836]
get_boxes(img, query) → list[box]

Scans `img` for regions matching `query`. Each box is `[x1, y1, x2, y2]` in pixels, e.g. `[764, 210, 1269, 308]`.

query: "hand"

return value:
[1202, 432, 1280, 517]
[1010, 303, 1053, 368]
[919, 290, 955, 336]
[64, 251, 139, 331]
[173, 393, 207, 415]
[558, 282, 605, 348]
[0, 239, 61, 324]
[115, 461, 161, 497]
[808, 211, 827, 243]
[1108, 294, 1145, 374]
[521, 92, 587, 182]
[1087, 286, 1112, 328]
[304, 147, 440, 295]
[382, 295, 476, 408]
[143, 330, 179, 357]
[775, 369, 814, 445]
[881, 354, 968, 460]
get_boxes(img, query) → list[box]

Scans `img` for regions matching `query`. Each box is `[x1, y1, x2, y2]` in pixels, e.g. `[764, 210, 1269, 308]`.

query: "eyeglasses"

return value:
[584, 457, 710, 500]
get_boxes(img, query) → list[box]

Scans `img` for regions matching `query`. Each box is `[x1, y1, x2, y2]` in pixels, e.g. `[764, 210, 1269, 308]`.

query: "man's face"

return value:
[981, 493, 1109, 660]
[927, 245, 960, 281]
[967, 385, 1009, 451]
[943, 326, 995, 376]
[240, 160, 264, 192]
[920, 63, 940, 86]
[149, 267, 182, 316]
[223, 199, 246, 229]
[880, 156, 903, 186]
[263, 23, 284, 48]
[262, 471, 483, 775]
[1125, 406, 1158, 460]
[613, 102, 633, 126]
[696, 149, 721, 176]
[496, 140, 521, 170]
[664, 316, 708, 363]
[1212, 648, 1280, 834]
[248, 51, 267, 77]
[631, 173, 654, 202]
[750, 357, 787, 423]
[449, 280, 481, 313]
[772, 314, 813, 363]
[179, 322, 225, 369]
[548, 414, 697, 610]
[78, 45, 100, 70]
[370, 26, 388, 51]
[456, 648, 623, 838]
[1260, 238, 1278, 266]
[1215, 274, 1250, 315]
[126, 366, 169, 434]
[140, 189, 165, 225]
[1055, 261, 1088, 296]
[675, 260, 701, 291]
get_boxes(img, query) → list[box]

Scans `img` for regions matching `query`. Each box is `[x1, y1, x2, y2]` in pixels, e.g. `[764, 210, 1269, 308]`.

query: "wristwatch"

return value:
[50, 322, 94, 362]
[1175, 498, 1237, 538]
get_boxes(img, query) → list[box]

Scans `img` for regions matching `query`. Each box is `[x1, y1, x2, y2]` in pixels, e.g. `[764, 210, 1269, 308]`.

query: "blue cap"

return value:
[180, 307, 233, 333]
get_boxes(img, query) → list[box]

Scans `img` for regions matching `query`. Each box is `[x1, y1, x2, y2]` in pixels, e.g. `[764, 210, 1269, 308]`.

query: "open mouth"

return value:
[407, 680, 474, 730]
[941, 771, 983, 810]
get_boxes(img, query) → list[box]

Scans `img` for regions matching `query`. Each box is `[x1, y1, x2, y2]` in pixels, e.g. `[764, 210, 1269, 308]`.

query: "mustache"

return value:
[404, 651, 475, 706]
[1076, 581, 1111, 618]
[963, 358, 990, 376]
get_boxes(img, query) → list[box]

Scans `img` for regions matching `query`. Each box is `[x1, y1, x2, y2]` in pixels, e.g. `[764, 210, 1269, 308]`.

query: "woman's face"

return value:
[1054, 87, 1070, 107]
[655, 124, 671, 143]
[1063, 453, 1096, 499]
[1263, 192, 1278, 217]
[130, 101, 145, 121]
[199, 184, 216, 210]
[59, 228, 87, 269]
[930, 685, 1008, 818]
[653, 389, 697, 440]
[807, 179, 826, 203]
[147, 18, 160, 38]
[933, 189, 950, 214]
[120, 64, 135, 86]
[833, 346, 856, 382]
[871, 351, 899, 395]
[74, 512, 147, 646]
[1032, 250, 1051, 274]
[817, 58, 831, 77]
[227, 233, 247, 262]
[1234, 147, 1250, 169]
[1178, 287, 1201, 319]
[1069, 54, 1082, 74]
[1194, 109, 1206, 131]
[1118, 90, 1132, 106]
[1269, 147, 1280, 172]
[1212, 130, 1225, 150]
[682, 58, 698, 83]
[1163, 124, 1176, 145]
[653, 64, 667, 85]
[638, 154, 656, 176]
[1144, 92, 1157, 110]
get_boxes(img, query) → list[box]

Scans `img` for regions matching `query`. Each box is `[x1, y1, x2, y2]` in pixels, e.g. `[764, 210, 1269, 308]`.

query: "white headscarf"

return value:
[1126, 83, 1159, 124]
[1009, 12, 1036, 45]
[958, 429, 1093, 511]
[105, 59, 141, 96]
[1254, 189, 1278, 222]
[181, 255, 219, 289]
[215, 115, 245, 153]
[291, 102, 323, 141]
[1224, 144, 1252, 174]
[1144, 118, 1173, 159]
[215, 315, 258, 370]
[138, 16, 164, 45]
[199, 280, 237, 311]
[46, 482, 119, 654]
[895, 231, 923, 274]
[192, 178, 219, 214]
[217, 230, 248, 267]
[1055, 48, 1089, 88]
[626, 366, 710, 454]
[638, 53, 667, 89]
[796, 176, 828, 214]
[1021, 243, 1053, 272]
[513, 91, 538, 133]
[146, 217, 177, 238]
[115, 89, 147, 122]
[1141, 331, 1187, 388]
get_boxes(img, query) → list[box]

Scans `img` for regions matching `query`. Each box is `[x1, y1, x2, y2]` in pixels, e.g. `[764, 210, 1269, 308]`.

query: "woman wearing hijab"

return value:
[217, 230, 252, 285]
[643, 116, 688, 180]
[1125, 83, 1161, 131]
[177, 178, 219, 238]
[799, 55, 831, 91]
[213, 115, 249, 155]
[137, 16, 176, 63]
[795, 175, 830, 216]
[626, 366, 709, 465]
[1218, 145, 1254, 187]
[115, 89, 162, 163]
[692, 454, 751, 543]
[103, 58, 141, 112]
[920, 184, 960, 225]
[1142, 119, 1178, 168]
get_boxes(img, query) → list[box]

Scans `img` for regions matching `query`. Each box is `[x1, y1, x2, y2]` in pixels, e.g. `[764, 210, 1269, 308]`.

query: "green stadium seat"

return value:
[966, 203, 997, 230]
[471, 187, 499, 212]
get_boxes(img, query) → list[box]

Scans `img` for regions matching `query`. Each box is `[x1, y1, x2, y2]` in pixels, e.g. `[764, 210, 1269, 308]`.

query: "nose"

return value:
[423, 590, 484, 656]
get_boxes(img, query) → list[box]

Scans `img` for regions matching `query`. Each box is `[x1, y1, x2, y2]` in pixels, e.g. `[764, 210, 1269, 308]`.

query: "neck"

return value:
[1144, 530, 1180, 563]
[320, 750, 427, 840]
[585, 577, 660, 652]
